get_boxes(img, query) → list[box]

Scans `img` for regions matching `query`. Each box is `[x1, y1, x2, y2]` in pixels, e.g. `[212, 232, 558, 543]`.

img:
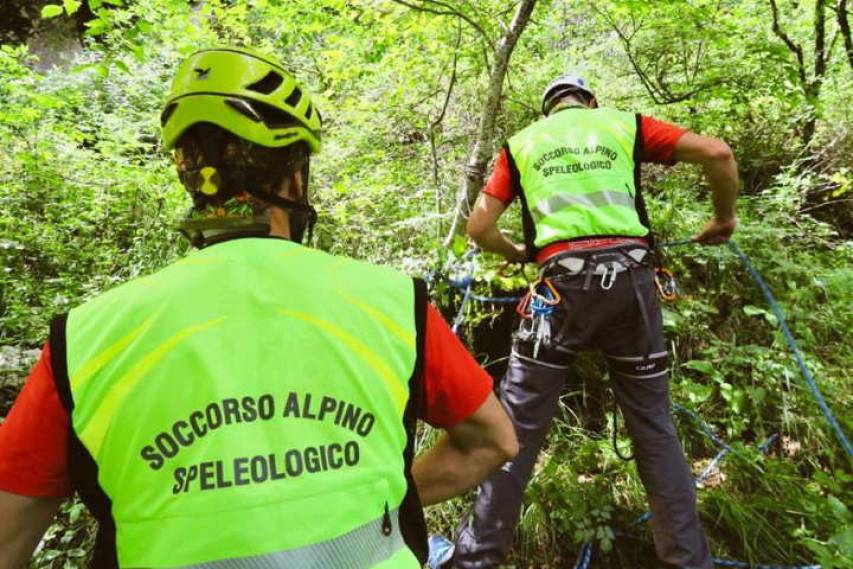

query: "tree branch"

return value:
[768, 0, 807, 86]
[431, 22, 461, 132]
[429, 20, 461, 189]
[390, 0, 493, 48]
[814, 0, 827, 93]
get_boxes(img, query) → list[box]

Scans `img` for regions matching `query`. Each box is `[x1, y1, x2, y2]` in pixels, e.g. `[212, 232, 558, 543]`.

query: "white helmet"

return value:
[541, 74, 596, 115]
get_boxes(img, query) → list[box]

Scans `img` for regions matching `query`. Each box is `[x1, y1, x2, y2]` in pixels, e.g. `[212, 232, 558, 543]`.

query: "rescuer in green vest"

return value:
[0, 47, 518, 569]
[444, 75, 738, 569]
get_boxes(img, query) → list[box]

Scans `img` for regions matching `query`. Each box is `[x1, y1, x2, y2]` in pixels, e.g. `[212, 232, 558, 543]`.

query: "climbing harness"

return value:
[429, 238, 850, 569]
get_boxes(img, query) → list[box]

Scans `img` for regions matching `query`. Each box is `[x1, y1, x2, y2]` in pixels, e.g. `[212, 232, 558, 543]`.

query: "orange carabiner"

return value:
[529, 277, 562, 306]
[655, 268, 679, 302]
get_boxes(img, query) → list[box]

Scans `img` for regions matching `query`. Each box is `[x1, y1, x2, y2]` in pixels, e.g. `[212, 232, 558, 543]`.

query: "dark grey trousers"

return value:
[452, 253, 713, 569]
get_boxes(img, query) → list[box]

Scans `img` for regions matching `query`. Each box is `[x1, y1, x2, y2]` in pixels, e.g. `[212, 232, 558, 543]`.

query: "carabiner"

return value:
[528, 277, 562, 306]
[654, 267, 679, 301]
[600, 264, 617, 290]
[515, 291, 533, 319]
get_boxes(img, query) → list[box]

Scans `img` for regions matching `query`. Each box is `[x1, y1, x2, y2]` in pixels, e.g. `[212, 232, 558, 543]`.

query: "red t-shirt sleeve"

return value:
[481, 148, 516, 205]
[0, 342, 72, 498]
[639, 115, 687, 165]
[420, 304, 493, 428]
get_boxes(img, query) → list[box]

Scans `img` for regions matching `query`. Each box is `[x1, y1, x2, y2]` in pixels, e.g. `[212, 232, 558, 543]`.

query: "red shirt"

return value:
[484, 114, 686, 263]
[0, 304, 491, 498]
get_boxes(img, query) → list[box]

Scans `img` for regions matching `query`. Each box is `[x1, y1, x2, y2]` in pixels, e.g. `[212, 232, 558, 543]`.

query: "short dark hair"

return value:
[174, 122, 309, 210]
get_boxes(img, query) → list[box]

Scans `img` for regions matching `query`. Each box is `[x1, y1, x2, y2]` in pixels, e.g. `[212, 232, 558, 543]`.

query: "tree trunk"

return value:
[803, 0, 827, 149]
[838, 0, 853, 71]
[444, 0, 538, 245]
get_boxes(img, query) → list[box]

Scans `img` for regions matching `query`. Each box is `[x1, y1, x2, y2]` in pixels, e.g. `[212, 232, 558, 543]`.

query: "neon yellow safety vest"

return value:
[505, 106, 652, 255]
[49, 237, 428, 568]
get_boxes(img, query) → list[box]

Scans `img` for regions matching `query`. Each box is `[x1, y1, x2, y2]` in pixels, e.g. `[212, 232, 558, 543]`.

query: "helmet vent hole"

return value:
[253, 100, 302, 129]
[225, 98, 263, 122]
[161, 102, 178, 127]
[285, 87, 302, 109]
[305, 104, 314, 122]
[246, 71, 284, 95]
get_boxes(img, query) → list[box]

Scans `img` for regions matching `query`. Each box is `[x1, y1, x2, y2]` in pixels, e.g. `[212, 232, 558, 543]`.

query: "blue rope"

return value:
[671, 403, 732, 451]
[573, 541, 594, 569]
[447, 277, 523, 303]
[448, 276, 522, 334]
[712, 560, 821, 569]
[469, 293, 522, 303]
[726, 241, 852, 457]
[656, 238, 697, 249]
[570, 541, 819, 569]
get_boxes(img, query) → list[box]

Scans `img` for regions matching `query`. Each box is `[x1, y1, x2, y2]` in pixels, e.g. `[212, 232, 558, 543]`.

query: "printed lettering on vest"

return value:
[140, 391, 377, 495]
[508, 108, 649, 246]
[171, 441, 361, 494]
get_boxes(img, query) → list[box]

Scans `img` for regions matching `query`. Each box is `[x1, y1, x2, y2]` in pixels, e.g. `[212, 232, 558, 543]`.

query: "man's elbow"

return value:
[466, 217, 485, 242]
[705, 138, 734, 163]
[465, 217, 483, 237]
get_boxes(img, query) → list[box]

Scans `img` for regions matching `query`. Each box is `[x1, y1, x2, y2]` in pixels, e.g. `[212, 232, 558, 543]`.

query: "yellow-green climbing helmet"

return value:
[161, 47, 322, 152]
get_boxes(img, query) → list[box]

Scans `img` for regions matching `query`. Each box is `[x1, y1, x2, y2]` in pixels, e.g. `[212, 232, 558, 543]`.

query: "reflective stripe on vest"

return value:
[62, 238, 422, 568]
[176, 509, 408, 569]
[507, 107, 648, 248]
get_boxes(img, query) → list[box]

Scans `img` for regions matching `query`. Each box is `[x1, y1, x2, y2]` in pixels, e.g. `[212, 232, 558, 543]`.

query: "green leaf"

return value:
[827, 495, 850, 521]
[40, 4, 64, 18]
[63, 0, 82, 15]
[743, 305, 767, 316]
[683, 360, 715, 375]
[451, 234, 467, 257]
[84, 18, 108, 37]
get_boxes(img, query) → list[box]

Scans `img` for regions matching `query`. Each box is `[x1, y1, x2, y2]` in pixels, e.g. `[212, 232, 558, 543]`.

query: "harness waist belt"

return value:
[542, 247, 649, 277]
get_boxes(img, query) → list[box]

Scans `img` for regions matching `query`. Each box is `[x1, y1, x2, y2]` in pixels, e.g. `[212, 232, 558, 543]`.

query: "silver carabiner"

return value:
[600, 264, 617, 290]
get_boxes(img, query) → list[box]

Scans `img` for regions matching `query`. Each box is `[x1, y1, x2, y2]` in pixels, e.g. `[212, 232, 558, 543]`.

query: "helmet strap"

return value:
[178, 127, 317, 246]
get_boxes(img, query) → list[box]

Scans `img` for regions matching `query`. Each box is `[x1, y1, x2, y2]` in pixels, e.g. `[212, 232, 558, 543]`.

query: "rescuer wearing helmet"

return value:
[0, 48, 517, 568]
[446, 74, 738, 568]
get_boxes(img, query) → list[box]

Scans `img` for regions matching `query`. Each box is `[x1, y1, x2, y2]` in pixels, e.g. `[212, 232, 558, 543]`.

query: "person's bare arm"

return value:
[673, 132, 739, 244]
[0, 491, 61, 569]
[412, 393, 517, 506]
[467, 194, 527, 262]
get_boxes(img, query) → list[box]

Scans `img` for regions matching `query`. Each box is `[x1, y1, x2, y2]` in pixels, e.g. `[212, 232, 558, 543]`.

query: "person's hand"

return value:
[506, 243, 527, 263]
[694, 216, 737, 245]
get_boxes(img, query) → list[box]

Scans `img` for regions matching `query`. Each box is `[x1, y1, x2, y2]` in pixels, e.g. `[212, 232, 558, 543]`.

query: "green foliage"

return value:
[1, 1, 850, 568]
